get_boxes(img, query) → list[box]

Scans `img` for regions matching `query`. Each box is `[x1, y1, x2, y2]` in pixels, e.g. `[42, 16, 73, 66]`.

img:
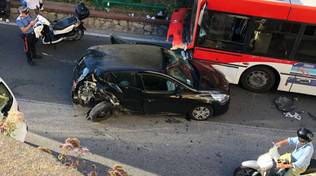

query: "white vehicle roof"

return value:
[0, 77, 27, 142]
[267, 0, 316, 7]
[291, 0, 316, 7]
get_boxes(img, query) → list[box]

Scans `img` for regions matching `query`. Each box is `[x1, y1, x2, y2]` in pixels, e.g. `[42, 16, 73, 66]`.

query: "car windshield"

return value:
[0, 83, 13, 118]
[163, 50, 197, 88]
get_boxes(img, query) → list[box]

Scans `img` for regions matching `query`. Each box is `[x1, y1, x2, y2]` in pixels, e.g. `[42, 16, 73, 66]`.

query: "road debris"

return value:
[215, 152, 222, 158]
[283, 112, 302, 121]
[165, 118, 181, 124]
[274, 96, 296, 112]
[308, 112, 316, 121]
[274, 96, 303, 121]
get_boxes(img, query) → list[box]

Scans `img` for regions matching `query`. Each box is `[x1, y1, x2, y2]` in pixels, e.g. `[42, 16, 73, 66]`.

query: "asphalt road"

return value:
[1, 23, 316, 176]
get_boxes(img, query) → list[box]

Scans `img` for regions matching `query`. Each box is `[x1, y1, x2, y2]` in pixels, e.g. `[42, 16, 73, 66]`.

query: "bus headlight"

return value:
[210, 91, 230, 104]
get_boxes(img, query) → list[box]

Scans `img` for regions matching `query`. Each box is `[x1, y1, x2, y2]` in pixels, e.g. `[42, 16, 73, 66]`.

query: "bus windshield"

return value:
[163, 50, 197, 88]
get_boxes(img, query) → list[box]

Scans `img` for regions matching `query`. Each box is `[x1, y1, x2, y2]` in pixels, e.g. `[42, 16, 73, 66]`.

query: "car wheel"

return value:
[87, 101, 113, 122]
[189, 105, 213, 121]
[233, 167, 260, 176]
[241, 66, 276, 93]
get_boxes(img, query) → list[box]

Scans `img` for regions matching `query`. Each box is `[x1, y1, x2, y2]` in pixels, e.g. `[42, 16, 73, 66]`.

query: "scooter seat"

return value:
[53, 16, 78, 31]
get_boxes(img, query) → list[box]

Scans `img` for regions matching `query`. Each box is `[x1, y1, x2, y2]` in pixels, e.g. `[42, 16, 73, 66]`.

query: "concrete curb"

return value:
[26, 132, 158, 176]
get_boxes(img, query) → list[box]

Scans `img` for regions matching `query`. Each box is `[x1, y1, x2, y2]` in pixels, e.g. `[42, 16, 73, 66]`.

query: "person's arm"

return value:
[19, 20, 35, 34]
[277, 162, 293, 169]
[275, 138, 288, 148]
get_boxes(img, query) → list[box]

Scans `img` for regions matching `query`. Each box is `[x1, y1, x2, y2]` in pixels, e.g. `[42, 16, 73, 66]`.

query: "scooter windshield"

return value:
[269, 146, 281, 162]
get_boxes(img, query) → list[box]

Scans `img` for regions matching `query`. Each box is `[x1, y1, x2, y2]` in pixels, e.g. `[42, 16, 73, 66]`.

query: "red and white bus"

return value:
[167, 0, 316, 96]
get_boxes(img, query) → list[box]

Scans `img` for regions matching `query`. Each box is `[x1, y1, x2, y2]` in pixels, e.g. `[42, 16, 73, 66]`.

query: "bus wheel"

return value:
[241, 66, 276, 93]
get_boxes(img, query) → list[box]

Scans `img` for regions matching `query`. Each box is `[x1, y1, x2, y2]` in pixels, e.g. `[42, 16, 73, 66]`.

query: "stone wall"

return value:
[10, 7, 168, 36]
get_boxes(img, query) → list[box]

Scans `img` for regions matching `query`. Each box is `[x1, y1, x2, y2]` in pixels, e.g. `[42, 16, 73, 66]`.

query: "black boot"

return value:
[31, 51, 42, 59]
[27, 57, 35, 65]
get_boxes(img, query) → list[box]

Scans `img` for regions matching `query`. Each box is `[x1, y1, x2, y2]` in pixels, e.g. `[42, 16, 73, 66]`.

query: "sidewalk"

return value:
[42, 1, 168, 25]
[9, 0, 169, 37]
[11, 0, 168, 24]
[0, 135, 82, 176]
[0, 19, 170, 47]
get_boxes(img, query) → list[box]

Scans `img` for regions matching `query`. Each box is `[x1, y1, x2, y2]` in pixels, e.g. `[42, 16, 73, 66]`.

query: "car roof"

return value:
[86, 44, 165, 72]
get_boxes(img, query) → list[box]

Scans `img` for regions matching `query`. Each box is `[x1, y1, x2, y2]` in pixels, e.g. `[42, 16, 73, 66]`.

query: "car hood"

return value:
[190, 59, 230, 94]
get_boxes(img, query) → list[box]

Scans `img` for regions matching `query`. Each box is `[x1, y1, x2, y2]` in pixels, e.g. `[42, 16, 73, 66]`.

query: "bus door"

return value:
[193, 10, 251, 84]
[289, 25, 316, 96]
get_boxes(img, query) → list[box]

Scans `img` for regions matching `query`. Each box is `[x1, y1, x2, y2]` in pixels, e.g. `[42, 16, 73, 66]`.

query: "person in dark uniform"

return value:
[16, 6, 41, 65]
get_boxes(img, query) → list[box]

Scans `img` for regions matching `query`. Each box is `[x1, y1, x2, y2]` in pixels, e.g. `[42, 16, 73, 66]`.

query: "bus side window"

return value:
[248, 18, 299, 59]
[296, 25, 316, 63]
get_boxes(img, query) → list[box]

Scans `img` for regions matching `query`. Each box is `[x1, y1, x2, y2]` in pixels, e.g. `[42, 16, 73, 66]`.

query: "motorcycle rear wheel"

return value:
[234, 167, 261, 176]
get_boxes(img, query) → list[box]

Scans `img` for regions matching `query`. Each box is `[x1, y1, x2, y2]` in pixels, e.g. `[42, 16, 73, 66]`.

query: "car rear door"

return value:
[108, 71, 144, 112]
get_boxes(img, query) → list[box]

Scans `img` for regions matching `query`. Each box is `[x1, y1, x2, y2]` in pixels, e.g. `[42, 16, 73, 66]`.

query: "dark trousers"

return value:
[23, 32, 37, 64]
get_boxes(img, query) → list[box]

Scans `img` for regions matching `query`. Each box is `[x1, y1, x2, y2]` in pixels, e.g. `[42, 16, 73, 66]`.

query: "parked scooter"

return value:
[33, 2, 89, 44]
[234, 145, 316, 176]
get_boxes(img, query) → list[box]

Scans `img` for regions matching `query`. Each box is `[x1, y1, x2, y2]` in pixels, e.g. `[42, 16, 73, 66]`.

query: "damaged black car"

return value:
[72, 44, 230, 121]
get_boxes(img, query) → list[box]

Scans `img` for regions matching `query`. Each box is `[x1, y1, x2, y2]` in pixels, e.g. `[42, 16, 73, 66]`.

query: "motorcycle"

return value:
[33, 2, 89, 44]
[234, 145, 316, 176]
